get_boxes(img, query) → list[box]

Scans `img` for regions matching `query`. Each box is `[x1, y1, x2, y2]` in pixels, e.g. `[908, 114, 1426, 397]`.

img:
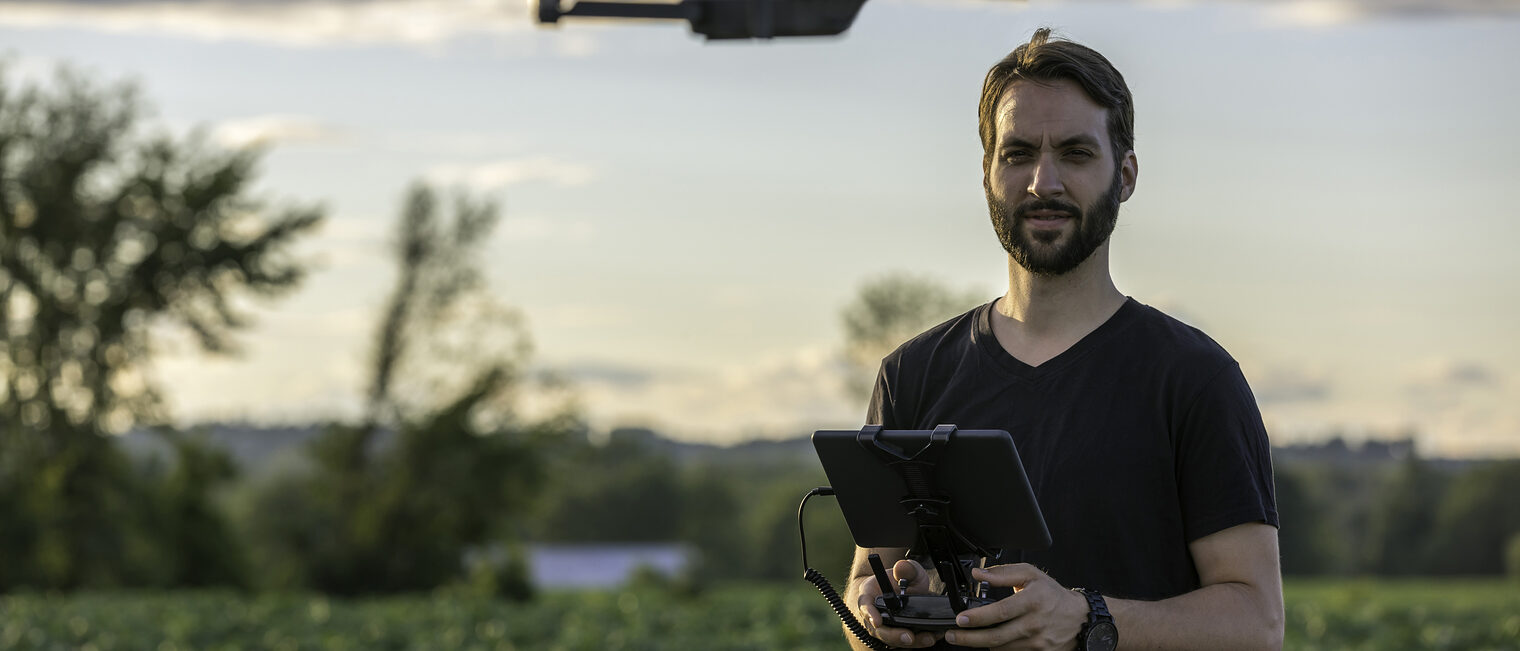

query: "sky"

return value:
[2, 0, 1517, 456]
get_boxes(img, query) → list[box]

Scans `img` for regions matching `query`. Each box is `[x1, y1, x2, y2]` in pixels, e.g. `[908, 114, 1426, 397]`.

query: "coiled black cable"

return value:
[799, 487, 889, 651]
[804, 567, 889, 650]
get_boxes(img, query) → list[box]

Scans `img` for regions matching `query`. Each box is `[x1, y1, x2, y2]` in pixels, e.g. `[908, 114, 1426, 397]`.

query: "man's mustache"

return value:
[1012, 198, 1083, 220]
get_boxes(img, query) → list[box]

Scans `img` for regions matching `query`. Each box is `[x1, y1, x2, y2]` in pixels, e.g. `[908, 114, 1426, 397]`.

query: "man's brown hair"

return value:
[978, 28, 1135, 172]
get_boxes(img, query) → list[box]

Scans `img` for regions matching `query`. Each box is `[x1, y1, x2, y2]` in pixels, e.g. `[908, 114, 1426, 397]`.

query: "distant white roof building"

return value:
[525, 543, 694, 589]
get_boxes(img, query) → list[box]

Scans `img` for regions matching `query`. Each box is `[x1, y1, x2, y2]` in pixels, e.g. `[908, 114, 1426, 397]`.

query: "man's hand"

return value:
[852, 558, 942, 648]
[941, 564, 1088, 651]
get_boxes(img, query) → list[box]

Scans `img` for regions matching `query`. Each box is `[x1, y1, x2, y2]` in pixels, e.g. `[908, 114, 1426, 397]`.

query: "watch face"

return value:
[1085, 621, 1119, 651]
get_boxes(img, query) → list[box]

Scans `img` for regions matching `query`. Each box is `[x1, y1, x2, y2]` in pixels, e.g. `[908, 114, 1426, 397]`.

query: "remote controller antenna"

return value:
[868, 554, 903, 611]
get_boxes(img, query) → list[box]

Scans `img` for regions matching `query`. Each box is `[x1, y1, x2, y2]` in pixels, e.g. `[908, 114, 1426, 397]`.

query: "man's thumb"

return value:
[892, 558, 925, 584]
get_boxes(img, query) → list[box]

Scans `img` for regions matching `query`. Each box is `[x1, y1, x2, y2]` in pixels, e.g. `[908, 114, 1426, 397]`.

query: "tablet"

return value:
[813, 428, 1050, 552]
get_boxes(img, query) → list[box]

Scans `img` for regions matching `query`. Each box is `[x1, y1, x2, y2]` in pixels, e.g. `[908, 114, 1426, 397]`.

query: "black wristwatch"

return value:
[1074, 588, 1118, 651]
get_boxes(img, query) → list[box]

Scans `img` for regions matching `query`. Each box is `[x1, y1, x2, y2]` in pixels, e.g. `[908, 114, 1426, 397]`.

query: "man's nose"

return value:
[1027, 153, 1064, 198]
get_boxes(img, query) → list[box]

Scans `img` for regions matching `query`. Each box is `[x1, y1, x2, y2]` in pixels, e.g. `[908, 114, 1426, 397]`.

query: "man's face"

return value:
[984, 79, 1137, 276]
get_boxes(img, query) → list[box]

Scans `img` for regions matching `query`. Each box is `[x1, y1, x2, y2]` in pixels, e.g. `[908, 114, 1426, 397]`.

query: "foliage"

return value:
[136, 428, 249, 588]
[1422, 460, 1520, 575]
[1506, 533, 1520, 581]
[529, 430, 856, 586]
[535, 432, 693, 544]
[1364, 455, 1449, 575]
[1274, 467, 1335, 575]
[839, 272, 984, 401]
[0, 65, 320, 433]
[0, 65, 318, 591]
[3, 579, 1519, 650]
[1283, 579, 1520, 651]
[240, 184, 575, 595]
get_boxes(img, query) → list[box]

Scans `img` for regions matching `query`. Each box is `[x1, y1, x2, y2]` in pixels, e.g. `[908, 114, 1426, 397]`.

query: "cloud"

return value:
[211, 114, 345, 149]
[1404, 358, 1501, 393]
[532, 303, 635, 330]
[1397, 358, 1504, 420]
[425, 157, 596, 191]
[499, 215, 597, 242]
[552, 361, 660, 390]
[1255, 0, 1520, 26]
[565, 348, 859, 443]
[0, 0, 551, 49]
[374, 130, 524, 157]
[1248, 364, 1332, 405]
[888, 0, 1520, 25]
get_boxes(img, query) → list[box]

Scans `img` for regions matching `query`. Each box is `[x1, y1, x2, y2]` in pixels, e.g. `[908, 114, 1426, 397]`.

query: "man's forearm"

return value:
[1107, 580, 1284, 651]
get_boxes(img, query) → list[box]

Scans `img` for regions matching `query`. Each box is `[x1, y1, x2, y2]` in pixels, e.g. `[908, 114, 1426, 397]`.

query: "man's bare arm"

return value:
[1106, 522, 1284, 650]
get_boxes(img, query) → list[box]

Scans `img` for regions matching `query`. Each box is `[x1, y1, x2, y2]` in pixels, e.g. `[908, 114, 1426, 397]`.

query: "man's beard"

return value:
[986, 167, 1123, 277]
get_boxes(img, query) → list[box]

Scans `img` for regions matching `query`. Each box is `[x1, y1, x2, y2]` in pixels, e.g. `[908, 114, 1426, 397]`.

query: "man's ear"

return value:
[1118, 150, 1138, 202]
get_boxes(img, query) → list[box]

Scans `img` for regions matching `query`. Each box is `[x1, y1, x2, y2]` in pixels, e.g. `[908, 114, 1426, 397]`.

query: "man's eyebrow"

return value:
[998, 134, 1102, 150]
[1055, 134, 1101, 149]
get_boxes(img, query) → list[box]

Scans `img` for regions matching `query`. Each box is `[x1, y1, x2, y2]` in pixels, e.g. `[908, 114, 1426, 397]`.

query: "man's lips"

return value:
[1023, 210, 1074, 228]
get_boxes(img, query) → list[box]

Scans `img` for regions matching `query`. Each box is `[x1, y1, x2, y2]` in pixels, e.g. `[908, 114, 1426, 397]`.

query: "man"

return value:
[842, 29, 1283, 651]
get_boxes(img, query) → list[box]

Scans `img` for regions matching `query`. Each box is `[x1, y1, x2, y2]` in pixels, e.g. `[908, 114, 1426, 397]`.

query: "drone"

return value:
[533, 0, 870, 40]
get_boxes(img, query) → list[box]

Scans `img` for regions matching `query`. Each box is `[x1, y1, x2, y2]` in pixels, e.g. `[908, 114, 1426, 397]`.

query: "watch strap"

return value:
[1073, 588, 1114, 651]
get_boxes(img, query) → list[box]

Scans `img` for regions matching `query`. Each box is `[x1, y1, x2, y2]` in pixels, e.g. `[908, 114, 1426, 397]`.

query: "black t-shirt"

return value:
[868, 297, 1277, 601]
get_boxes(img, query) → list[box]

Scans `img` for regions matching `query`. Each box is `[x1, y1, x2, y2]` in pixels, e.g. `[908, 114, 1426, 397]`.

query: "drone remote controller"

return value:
[868, 553, 997, 630]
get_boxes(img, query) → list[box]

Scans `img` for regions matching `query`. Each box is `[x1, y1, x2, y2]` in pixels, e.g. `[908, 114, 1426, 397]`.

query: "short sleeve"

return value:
[865, 358, 899, 427]
[1174, 362, 1279, 542]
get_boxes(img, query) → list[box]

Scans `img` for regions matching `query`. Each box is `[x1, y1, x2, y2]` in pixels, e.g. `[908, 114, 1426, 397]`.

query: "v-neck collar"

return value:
[972, 296, 1140, 382]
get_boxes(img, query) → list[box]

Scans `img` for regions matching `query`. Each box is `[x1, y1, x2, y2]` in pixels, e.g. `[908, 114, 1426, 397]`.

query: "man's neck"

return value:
[991, 246, 1126, 367]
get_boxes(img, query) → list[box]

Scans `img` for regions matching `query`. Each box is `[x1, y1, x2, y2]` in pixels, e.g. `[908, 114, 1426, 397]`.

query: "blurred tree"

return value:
[536, 433, 688, 543]
[532, 430, 734, 585]
[745, 474, 852, 582]
[678, 466, 748, 583]
[840, 272, 984, 402]
[1422, 460, 1520, 575]
[1506, 532, 1520, 581]
[140, 428, 249, 587]
[244, 184, 575, 594]
[1364, 454, 1449, 575]
[1274, 467, 1335, 575]
[0, 65, 319, 590]
[528, 430, 856, 585]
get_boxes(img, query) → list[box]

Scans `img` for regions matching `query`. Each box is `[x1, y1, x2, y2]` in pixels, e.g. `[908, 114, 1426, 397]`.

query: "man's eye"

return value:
[1003, 150, 1030, 163]
[1066, 149, 1094, 160]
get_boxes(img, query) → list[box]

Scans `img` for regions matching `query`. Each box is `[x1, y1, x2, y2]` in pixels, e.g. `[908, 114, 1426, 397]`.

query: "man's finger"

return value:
[909, 630, 941, 648]
[953, 590, 1038, 629]
[870, 623, 933, 648]
[891, 558, 924, 585]
[971, 563, 1043, 590]
[857, 598, 880, 629]
[857, 595, 930, 646]
[945, 620, 1030, 649]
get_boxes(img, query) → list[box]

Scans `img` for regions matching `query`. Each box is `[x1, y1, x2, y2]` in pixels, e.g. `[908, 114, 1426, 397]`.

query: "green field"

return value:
[2, 579, 1517, 650]
[1281, 579, 1520, 651]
